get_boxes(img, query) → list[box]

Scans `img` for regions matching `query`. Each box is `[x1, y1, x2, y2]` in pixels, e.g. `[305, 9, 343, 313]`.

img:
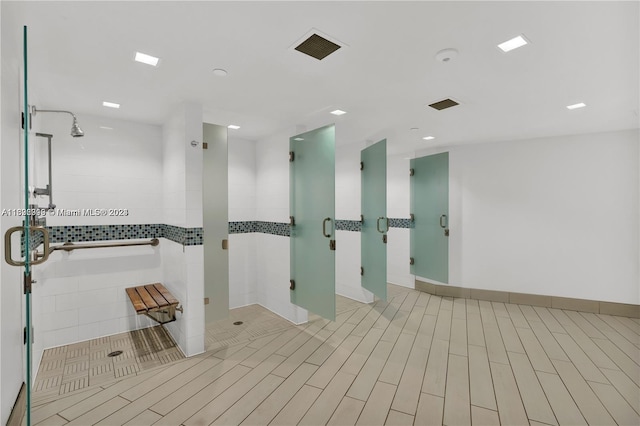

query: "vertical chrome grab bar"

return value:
[322, 217, 332, 238]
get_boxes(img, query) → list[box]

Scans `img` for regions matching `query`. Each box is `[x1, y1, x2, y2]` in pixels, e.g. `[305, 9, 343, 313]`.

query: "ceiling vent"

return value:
[428, 98, 459, 111]
[295, 33, 341, 60]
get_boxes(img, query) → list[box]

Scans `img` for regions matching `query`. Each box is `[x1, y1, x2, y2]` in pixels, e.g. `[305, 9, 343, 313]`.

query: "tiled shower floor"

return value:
[33, 326, 184, 399]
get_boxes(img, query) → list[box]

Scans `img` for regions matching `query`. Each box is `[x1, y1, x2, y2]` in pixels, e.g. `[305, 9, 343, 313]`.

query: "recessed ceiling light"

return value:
[134, 51, 160, 66]
[294, 137, 304, 141]
[102, 101, 120, 109]
[410, 127, 419, 131]
[227, 125, 240, 130]
[566, 102, 586, 110]
[423, 136, 435, 141]
[212, 68, 228, 77]
[330, 109, 347, 116]
[99, 126, 113, 130]
[497, 35, 528, 52]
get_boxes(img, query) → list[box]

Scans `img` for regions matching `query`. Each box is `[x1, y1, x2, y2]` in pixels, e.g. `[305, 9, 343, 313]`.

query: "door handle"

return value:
[439, 214, 448, 229]
[322, 217, 332, 238]
[4, 226, 50, 267]
[376, 217, 389, 234]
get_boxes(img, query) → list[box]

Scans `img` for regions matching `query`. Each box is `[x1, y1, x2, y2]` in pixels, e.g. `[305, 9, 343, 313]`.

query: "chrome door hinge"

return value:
[410, 257, 415, 265]
[289, 151, 295, 162]
[409, 168, 415, 176]
[24, 272, 33, 294]
[289, 280, 295, 290]
[360, 161, 364, 171]
[23, 326, 34, 345]
[360, 267, 364, 276]
[329, 240, 336, 251]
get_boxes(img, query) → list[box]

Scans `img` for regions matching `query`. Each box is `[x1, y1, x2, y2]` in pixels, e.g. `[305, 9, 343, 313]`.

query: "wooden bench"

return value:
[126, 283, 182, 324]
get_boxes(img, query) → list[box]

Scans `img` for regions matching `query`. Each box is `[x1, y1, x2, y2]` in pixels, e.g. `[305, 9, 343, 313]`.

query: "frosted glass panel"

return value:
[410, 152, 449, 283]
[203, 123, 229, 323]
[290, 125, 336, 321]
[361, 139, 387, 301]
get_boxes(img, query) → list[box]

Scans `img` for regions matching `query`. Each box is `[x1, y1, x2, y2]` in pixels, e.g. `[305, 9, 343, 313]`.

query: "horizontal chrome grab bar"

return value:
[50, 238, 159, 253]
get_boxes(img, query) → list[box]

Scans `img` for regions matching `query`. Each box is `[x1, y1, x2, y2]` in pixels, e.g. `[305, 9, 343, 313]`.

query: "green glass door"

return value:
[410, 152, 449, 283]
[361, 139, 387, 301]
[290, 125, 336, 321]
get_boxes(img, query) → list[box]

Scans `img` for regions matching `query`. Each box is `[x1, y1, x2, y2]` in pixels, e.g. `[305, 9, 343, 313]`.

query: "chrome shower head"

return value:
[70, 117, 84, 137]
[31, 106, 85, 138]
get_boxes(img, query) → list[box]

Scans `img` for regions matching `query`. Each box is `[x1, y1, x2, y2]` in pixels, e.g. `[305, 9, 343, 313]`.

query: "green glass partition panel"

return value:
[290, 124, 336, 321]
[410, 152, 449, 283]
[361, 139, 387, 301]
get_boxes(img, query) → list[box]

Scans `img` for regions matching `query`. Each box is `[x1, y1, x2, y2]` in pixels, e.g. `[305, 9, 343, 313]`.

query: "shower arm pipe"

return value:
[31, 106, 78, 120]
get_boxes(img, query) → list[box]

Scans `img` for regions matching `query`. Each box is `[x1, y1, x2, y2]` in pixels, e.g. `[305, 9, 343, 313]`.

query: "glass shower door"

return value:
[361, 139, 387, 301]
[289, 125, 336, 321]
[2, 26, 38, 426]
[2, 26, 52, 426]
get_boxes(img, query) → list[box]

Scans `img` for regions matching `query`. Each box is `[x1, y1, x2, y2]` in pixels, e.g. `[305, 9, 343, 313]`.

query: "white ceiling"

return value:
[3, 1, 639, 154]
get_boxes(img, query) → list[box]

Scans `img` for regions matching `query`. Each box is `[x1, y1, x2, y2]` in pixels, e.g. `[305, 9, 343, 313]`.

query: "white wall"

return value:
[0, 9, 28, 422]
[335, 142, 373, 302]
[161, 102, 204, 357]
[30, 114, 164, 372]
[457, 129, 639, 303]
[387, 153, 413, 288]
[255, 128, 307, 324]
[37, 115, 164, 226]
[413, 129, 639, 304]
[228, 137, 257, 308]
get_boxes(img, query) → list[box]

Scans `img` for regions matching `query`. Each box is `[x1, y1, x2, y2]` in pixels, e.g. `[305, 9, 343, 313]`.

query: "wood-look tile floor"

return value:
[28, 284, 640, 425]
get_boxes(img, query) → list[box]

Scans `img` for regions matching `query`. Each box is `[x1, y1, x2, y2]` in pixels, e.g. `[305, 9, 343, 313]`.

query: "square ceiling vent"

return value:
[428, 98, 459, 111]
[293, 29, 344, 60]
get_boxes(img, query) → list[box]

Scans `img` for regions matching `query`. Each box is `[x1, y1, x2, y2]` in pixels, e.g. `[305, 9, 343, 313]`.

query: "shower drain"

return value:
[233, 321, 243, 325]
[107, 350, 123, 357]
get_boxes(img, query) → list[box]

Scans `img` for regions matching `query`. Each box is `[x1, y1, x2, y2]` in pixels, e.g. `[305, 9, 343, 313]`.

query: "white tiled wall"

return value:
[228, 137, 257, 308]
[255, 128, 307, 324]
[162, 102, 204, 357]
[335, 142, 374, 302]
[29, 114, 164, 372]
[387, 154, 413, 288]
[35, 114, 163, 225]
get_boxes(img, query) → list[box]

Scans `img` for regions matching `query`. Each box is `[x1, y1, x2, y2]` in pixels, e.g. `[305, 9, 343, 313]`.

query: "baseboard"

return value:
[415, 280, 640, 318]
[6, 382, 26, 426]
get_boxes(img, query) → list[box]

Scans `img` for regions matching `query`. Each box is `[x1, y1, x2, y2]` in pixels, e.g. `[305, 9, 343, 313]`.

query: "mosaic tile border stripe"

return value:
[256, 221, 290, 237]
[44, 224, 200, 246]
[228, 218, 412, 235]
[37, 218, 412, 248]
[336, 220, 361, 232]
